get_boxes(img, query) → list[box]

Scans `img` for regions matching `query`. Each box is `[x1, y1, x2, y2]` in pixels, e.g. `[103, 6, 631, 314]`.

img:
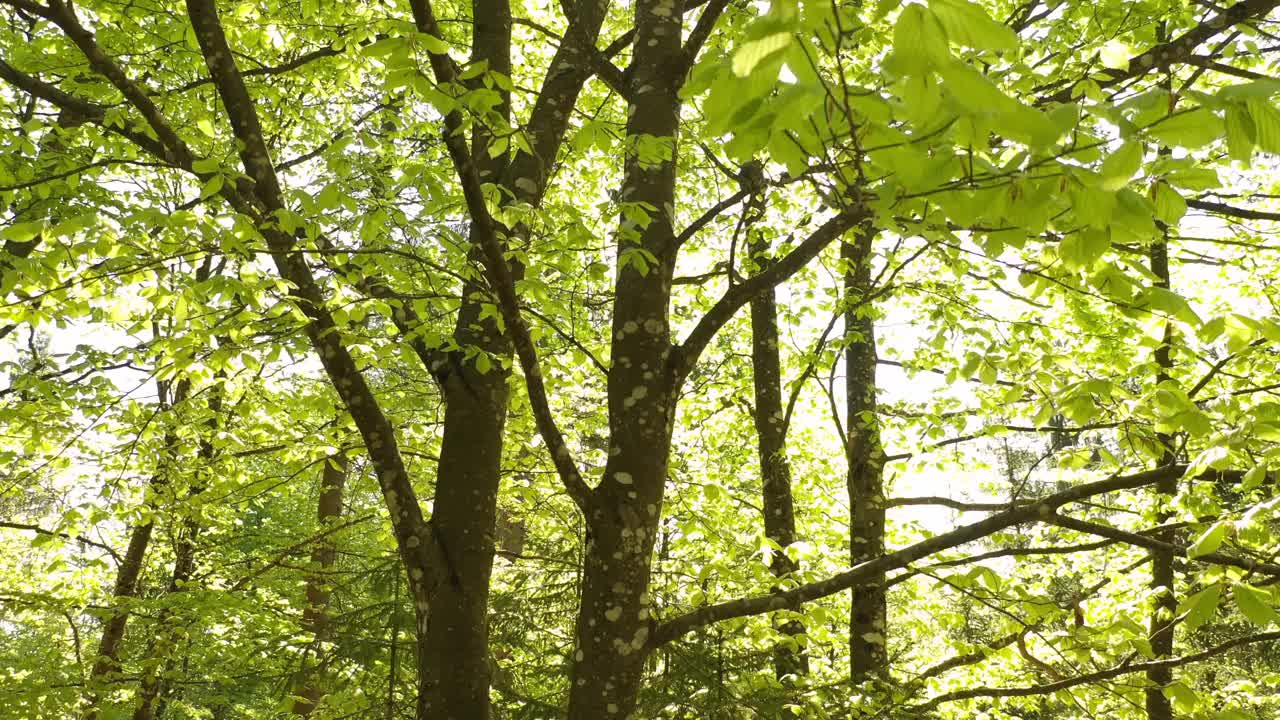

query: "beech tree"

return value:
[4, 0, 1280, 719]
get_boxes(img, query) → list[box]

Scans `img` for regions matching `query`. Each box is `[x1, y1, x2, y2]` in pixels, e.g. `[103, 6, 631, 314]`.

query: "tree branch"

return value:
[1039, 0, 1280, 104]
[909, 630, 1280, 711]
[1188, 198, 1280, 221]
[1047, 513, 1280, 576]
[672, 208, 868, 385]
[651, 465, 1239, 646]
[0, 521, 122, 564]
[42, 0, 196, 168]
[407, 0, 596, 518]
[182, 0, 443, 594]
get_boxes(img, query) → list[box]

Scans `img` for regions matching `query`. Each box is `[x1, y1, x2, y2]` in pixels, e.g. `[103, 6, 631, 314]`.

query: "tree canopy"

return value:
[3, 0, 1280, 718]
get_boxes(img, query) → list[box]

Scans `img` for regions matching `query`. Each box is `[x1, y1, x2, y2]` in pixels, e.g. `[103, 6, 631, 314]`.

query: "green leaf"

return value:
[1233, 582, 1280, 626]
[1150, 182, 1186, 225]
[1, 220, 44, 242]
[929, 0, 1018, 51]
[1163, 166, 1220, 191]
[1187, 521, 1226, 558]
[1225, 103, 1256, 162]
[1242, 463, 1267, 491]
[732, 32, 793, 77]
[1070, 179, 1116, 228]
[415, 32, 452, 55]
[893, 4, 950, 74]
[1177, 583, 1222, 631]
[1164, 682, 1198, 713]
[1247, 97, 1280, 153]
[1147, 107, 1222, 149]
[1098, 141, 1143, 191]
[939, 61, 1015, 114]
[1099, 40, 1131, 70]
[1145, 286, 1202, 326]
[1060, 228, 1110, 270]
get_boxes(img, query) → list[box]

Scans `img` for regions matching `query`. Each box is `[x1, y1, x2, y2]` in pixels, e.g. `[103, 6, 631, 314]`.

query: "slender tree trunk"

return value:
[407, 0, 611, 712]
[81, 378, 190, 720]
[133, 373, 223, 720]
[565, 1, 683, 717]
[843, 226, 888, 682]
[291, 452, 350, 716]
[1145, 233, 1176, 720]
[748, 225, 808, 681]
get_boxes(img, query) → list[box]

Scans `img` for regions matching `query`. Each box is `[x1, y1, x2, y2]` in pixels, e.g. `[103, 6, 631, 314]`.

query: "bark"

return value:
[291, 453, 351, 717]
[80, 378, 190, 720]
[418, 291, 512, 720]
[564, 1, 687, 717]
[413, 0, 513, 714]
[842, 226, 887, 682]
[653, 466, 1245, 645]
[132, 379, 224, 720]
[411, 0, 614, 714]
[1145, 234, 1176, 720]
[748, 226, 808, 681]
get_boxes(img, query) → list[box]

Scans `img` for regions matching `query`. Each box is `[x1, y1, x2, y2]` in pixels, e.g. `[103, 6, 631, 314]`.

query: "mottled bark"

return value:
[418, 289, 512, 720]
[413, 0, 512, 714]
[842, 226, 887, 682]
[292, 453, 350, 716]
[1146, 234, 1176, 720]
[564, 0, 686, 717]
[748, 228, 808, 680]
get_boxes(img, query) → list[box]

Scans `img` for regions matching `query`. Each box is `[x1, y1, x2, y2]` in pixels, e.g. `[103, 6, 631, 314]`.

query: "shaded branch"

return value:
[673, 208, 868, 384]
[1040, 0, 1280, 104]
[1047, 513, 1280, 576]
[1188, 198, 1280, 221]
[652, 465, 1239, 646]
[909, 630, 1280, 712]
[0, 521, 122, 564]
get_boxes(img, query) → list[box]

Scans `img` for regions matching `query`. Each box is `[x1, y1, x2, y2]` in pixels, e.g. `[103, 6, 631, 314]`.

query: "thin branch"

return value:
[909, 630, 1280, 711]
[673, 207, 868, 385]
[1047, 513, 1280, 576]
[651, 465, 1241, 646]
[1188, 198, 1280, 221]
[1039, 0, 1280, 104]
[886, 496, 1011, 512]
[675, 189, 748, 247]
[0, 521, 122, 564]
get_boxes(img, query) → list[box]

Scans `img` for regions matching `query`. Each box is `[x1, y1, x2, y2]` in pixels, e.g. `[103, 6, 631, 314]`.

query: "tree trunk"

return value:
[408, 0, 611, 712]
[417, 282, 512, 720]
[565, 1, 684, 716]
[81, 378, 190, 720]
[1145, 233, 1176, 720]
[748, 227, 808, 681]
[413, 0, 513, 713]
[291, 452, 350, 716]
[132, 381, 224, 720]
[843, 227, 888, 682]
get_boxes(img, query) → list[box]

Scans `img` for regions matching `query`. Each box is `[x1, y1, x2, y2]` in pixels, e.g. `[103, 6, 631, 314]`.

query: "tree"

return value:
[4, 0, 1280, 718]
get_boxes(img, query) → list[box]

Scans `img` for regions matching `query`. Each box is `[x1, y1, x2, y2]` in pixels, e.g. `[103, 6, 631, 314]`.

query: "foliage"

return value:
[2, 0, 1280, 718]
